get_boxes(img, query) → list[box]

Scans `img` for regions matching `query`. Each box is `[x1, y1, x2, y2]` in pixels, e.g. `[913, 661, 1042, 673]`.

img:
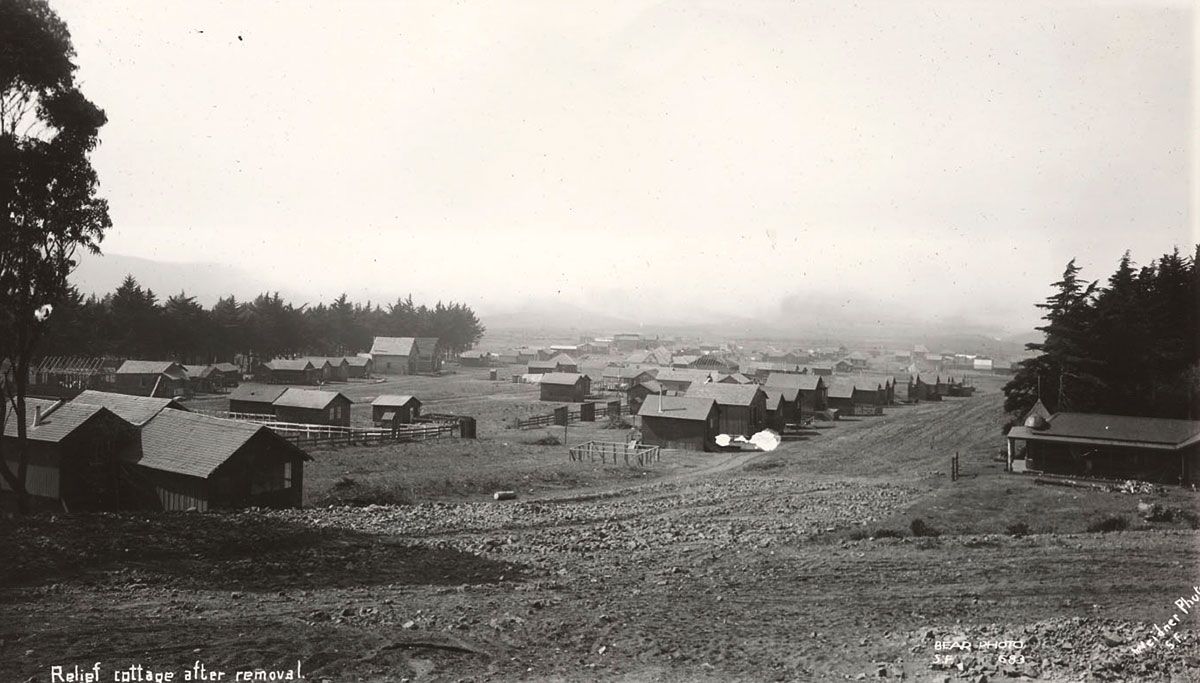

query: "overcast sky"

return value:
[54, 0, 1194, 332]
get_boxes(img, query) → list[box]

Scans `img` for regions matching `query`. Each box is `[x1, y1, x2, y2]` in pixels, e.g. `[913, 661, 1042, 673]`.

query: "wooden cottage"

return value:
[130, 409, 310, 510]
[370, 336, 418, 375]
[458, 350, 493, 367]
[345, 355, 373, 378]
[71, 390, 188, 425]
[636, 395, 719, 451]
[539, 373, 591, 403]
[685, 383, 768, 437]
[549, 354, 579, 374]
[601, 366, 657, 391]
[212, 362, 241, 388]
[1, 398, 139, 511]
[113, 360, 191, 398]
[272, 388, 352, 427]
[527, 360, 559, 374]
[1006, 412, 1200, 485]
[627, 379, 663, 413]
[413, 337, 443, 373]
[762, 387, 800, 429]
[654, 368, 714, 395]
[261, 359, 320, 385]
[826, 380, 856, 414]
[302, 357, 351, 382]
[228, 385, 288, 416]
[765, 373, 826, 413]
[371, 395, 422, 426]
[184, 364, 220, 394]
[834, 358, 855, 373]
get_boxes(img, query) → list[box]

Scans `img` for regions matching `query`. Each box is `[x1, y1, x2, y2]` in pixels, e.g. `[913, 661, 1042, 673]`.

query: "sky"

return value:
[52, 0, 1195, 333]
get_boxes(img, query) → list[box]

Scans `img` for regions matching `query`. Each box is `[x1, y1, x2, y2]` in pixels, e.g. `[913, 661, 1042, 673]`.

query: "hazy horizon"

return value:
[55, 0, 1195, 335]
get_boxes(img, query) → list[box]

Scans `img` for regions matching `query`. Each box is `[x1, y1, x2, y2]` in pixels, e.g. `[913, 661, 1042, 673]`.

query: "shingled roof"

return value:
[685, 383, 764, 407]
[131, 410, 309, 478]
[540, 372, 587, 387]
[3, 400, 126, 444]
[637, 395, 716, 421]
[116, 360, 188, 378]
[265, 359, 315, 372]
[370, 337, 416, 356]
[1007, 412, 1200, 449]
[273, 388, 349, 410]
[72, 390, 187, 426]
[228, 385, 288, 404]
[372, 394, 419, 408]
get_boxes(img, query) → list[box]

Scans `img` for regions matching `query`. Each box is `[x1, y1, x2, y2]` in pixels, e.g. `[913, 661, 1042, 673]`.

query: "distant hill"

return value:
[71, 251, 303, 305]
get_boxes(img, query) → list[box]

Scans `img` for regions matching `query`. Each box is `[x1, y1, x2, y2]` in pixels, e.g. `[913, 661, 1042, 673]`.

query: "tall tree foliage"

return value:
[0, 0, 110, 512]
[33, 277, 487, 364]
[1004, 248, 1199, 419]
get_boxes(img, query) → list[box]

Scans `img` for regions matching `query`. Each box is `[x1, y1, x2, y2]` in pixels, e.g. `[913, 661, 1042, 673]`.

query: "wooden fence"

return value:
[568, 440, 660, 466]
[513, 400, 625, 430]
[206, 411, 459, 447]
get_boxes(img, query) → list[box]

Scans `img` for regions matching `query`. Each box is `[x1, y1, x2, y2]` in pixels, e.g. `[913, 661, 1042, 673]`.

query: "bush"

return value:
[602, 416, 634, 430]
[1177, 509, 1200, 530]
[873, 528, 905, 539]
[1086, 515, 1129, 533]
[314, 479, 413, 507]
[523, 435, 562, 446]
[910, 518, 941, 538]
[1006, 522, 1031, 537]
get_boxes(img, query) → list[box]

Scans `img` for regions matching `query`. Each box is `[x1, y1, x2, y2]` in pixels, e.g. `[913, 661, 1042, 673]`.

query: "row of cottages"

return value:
[1006, 403, 1200, 485]
[599, 366, 658, 391]
[228, 386, 353, 426]
[684, 383, 767, 437]
[369, 336, 443, 375]
[539, 373, 592, 403]
[764, 372, 828, 414]
[1, 391, 309, 512]
[637, 395, 720, 451]
[258, 359, 321, 385]
[295, 356, 374, 381]
[761, 348, 812, 365]
[370, 395, 422, 427]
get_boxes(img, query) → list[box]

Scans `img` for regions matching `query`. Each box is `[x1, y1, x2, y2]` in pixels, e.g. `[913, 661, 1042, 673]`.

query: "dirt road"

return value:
[3, 390, 1198, 682]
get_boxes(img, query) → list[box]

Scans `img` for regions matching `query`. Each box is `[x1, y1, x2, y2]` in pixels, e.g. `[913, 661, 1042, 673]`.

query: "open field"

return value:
[3, 373, 1199, 682]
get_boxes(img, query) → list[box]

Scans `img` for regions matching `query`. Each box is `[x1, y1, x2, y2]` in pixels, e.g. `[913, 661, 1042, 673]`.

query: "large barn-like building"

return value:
[1006, 410, 1200, 484]
[684, 383, 767, 437]
[539, 373, 591, 403]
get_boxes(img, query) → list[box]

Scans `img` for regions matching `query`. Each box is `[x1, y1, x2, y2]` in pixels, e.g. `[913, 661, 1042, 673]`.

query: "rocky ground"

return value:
[2, 389, 1199, 682]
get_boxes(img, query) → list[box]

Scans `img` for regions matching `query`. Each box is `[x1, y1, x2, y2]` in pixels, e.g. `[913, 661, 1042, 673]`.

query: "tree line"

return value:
[38, 275, 487, 364]
[1004, 246, 1199, 421]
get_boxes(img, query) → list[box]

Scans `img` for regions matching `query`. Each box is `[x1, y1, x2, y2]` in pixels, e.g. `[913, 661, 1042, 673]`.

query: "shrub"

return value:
[873, 528, 905, 539]
[1086, 515, 1129, 533]
[910, 518, 941, 538]
[1177, 509, 1200, 530]
[1006, 522, 1031, 537]
[523, 435, 562, 446]
[848, 529, 871, 541]
[602, 416, 633, 430]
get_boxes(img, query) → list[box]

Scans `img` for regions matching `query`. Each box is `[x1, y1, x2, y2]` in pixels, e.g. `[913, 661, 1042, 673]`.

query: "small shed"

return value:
[272, 388, 353, 426]
[637, 395, 719, 451]
[114, 360, 191, 398]
[539, 373, 591, 403]
[371, 395, 422, 426]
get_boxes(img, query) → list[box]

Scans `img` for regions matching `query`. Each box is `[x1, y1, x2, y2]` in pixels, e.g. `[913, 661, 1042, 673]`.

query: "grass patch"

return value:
[1005, 521, 1031, 537]
[311, 476, 413, 507]
[1086, 515, 1129, 533]
[909, 518, 941, 537]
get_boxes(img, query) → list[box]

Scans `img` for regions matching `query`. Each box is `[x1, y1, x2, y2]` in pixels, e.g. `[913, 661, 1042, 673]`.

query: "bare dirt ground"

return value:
[3, 377, 1199, 682]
